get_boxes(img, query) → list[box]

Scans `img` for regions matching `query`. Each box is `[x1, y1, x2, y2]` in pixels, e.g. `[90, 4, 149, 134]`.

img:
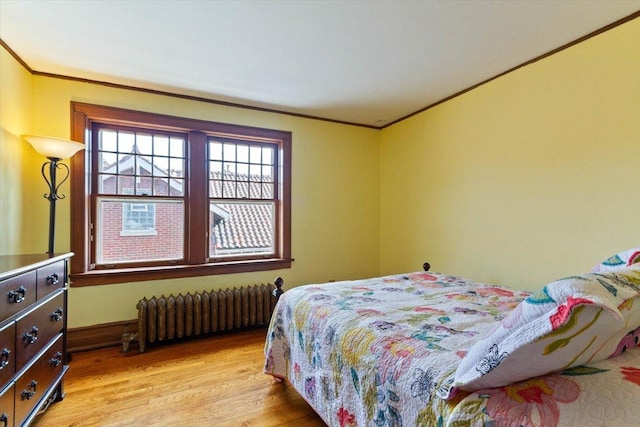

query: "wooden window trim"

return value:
[70, 102, 292, 287]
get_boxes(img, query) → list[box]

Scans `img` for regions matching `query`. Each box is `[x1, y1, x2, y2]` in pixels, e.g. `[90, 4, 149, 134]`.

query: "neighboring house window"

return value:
[122, 203, 156, 235]
[70, 102, 292, 286]
[120, 189, 156, 235]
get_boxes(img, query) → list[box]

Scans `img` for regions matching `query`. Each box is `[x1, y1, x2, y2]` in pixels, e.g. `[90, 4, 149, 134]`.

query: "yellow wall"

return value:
[380, 18, 640, 289]
[2, 18, 639, 328]
[0, 47, 42, 254]
[1, 50, 380, 328]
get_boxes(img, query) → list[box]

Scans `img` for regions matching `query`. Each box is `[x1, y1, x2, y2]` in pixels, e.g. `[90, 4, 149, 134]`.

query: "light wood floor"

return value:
[35, 328, 326, 426]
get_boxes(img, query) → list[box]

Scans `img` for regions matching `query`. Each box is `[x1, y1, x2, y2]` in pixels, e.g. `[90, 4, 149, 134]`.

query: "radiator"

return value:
[122, 279, 282, 353]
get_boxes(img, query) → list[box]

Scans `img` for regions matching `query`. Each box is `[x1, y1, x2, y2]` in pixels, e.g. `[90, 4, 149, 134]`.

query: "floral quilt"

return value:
[441, 349, 640, 426]
[263, 271, 640, 426]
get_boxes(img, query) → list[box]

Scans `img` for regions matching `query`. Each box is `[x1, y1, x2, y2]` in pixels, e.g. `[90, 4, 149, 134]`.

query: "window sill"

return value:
[70, 258, 293, 287]
[119, 230, 158, 237]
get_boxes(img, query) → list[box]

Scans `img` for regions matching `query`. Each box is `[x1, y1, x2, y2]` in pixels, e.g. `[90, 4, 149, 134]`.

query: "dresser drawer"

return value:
[0, 270, 37, 323]
[36, 261, 65, 301]
[0, 322, 16, 387]
[0, 382, 14, 427]
[0, 253, 71, 427]
[15, 292, 65, 372]
[15, 335, 64, 427]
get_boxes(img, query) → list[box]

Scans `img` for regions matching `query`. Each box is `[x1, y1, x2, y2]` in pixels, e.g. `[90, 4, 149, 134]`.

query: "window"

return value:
[209, 138, 276, 258]
[70, 103, 292, 286]
[94, 126, 184, 262]
[122, 203, 156, 234]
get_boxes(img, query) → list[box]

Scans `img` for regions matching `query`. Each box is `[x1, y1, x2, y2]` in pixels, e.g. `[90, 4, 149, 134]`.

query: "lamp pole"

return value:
[42, 157, 70, 254]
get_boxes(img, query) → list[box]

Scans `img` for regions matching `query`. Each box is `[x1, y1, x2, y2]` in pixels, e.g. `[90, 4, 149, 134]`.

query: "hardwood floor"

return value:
[35, 328, 326, 426]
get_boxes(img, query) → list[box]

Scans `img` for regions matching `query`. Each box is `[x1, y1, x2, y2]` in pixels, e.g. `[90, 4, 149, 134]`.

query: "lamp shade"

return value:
[22, 135, 85, 159]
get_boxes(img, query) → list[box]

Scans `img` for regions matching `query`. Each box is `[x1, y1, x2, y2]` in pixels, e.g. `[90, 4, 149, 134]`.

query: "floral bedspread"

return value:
[264, 272, 527, 425]
[263, 271, 640, 426]
[442, 348, 640, 426]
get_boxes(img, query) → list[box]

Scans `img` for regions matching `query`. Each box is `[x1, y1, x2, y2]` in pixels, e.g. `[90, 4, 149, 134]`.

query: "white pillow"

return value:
[591, 247, 640, 272]
[451, 265, 640, 395]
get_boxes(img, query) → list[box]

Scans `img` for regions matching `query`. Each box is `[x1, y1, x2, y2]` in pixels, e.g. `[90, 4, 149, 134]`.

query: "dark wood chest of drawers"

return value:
[0, 253, 71, 427]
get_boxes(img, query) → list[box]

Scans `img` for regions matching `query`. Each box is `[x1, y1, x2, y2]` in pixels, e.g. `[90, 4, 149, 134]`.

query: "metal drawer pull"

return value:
[0, 349, 9, 370]
[46, 272, 59, 285]
[21, 380, 38, 400]
[50, 351, 63, 367]
[23, 326, 39, 344]
[7, 286, 26, 303]
[0, 413, 8, 427]
[51, 307, 64, 321]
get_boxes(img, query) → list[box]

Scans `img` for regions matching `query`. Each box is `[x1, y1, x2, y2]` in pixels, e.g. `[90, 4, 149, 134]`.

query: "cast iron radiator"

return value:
[122, 279, 283, 353]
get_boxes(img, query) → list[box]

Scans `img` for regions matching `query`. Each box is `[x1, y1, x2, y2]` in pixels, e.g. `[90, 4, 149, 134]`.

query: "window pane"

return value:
[209, 201, 274, 258]
[262, 183, 273, 198]
[224, 182, 236, 198]
[262, 147, 274, 165]
[118, 132, 135, 153]
[169, 178, 184, 197]
[98, 174, 116, 194]
[210, 161, 222, 175]
[100, 129, 118, 152]
[137, 134, 153, 155]
[170, 137, 184, 157]
[153, 157, 169, 177]
[223, 163, 236, 181]
[99, 151, 116, 173]
[169, 158, 184, 178]
[96, 198, 184, 264]
[154, 135, 169, 156]
[117, 153, 133, 175]
[223, 143, 236, 161]
[237, 163, 249, 180]
[153, 177, 169, 196]
[118, 176, 133, 195]
[237, 144, 249, 162]
[238, 182, 249, 198]
[211, 180, 223, 198]
[250, 145, 262, 163]
[262, 166, 274, 182]
[210, 141, 223, 160]
[248, 183, 260, 199]
[249, 164, 261, 177]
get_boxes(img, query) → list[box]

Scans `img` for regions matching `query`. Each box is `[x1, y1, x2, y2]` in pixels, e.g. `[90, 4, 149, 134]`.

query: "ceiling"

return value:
[1, 1, 638, 128]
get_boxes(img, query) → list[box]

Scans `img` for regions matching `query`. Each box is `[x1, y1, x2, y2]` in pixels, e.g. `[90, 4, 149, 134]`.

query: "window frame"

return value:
[207, 137, 278, 260]
[70, 102, 292, 287]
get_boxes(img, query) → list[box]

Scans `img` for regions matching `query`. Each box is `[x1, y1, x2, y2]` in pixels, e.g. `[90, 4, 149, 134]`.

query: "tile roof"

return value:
[211, 202, 273, 254]
[209, 171, 274, 255]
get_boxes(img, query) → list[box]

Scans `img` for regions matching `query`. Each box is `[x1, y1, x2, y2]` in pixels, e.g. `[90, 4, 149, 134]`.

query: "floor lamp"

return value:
[22, 135, 85, 254]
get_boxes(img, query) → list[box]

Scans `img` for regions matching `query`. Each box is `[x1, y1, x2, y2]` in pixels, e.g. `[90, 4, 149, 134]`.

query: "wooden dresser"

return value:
[0, 253, 71, 427]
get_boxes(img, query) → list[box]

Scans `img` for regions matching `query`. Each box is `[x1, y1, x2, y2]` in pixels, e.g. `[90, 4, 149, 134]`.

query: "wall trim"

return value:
[67, 320, 137, 353]
[67, 319, 271, 354]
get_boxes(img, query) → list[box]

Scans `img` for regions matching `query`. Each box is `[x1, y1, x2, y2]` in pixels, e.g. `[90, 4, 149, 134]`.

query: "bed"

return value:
[264, 248, 640, 426]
